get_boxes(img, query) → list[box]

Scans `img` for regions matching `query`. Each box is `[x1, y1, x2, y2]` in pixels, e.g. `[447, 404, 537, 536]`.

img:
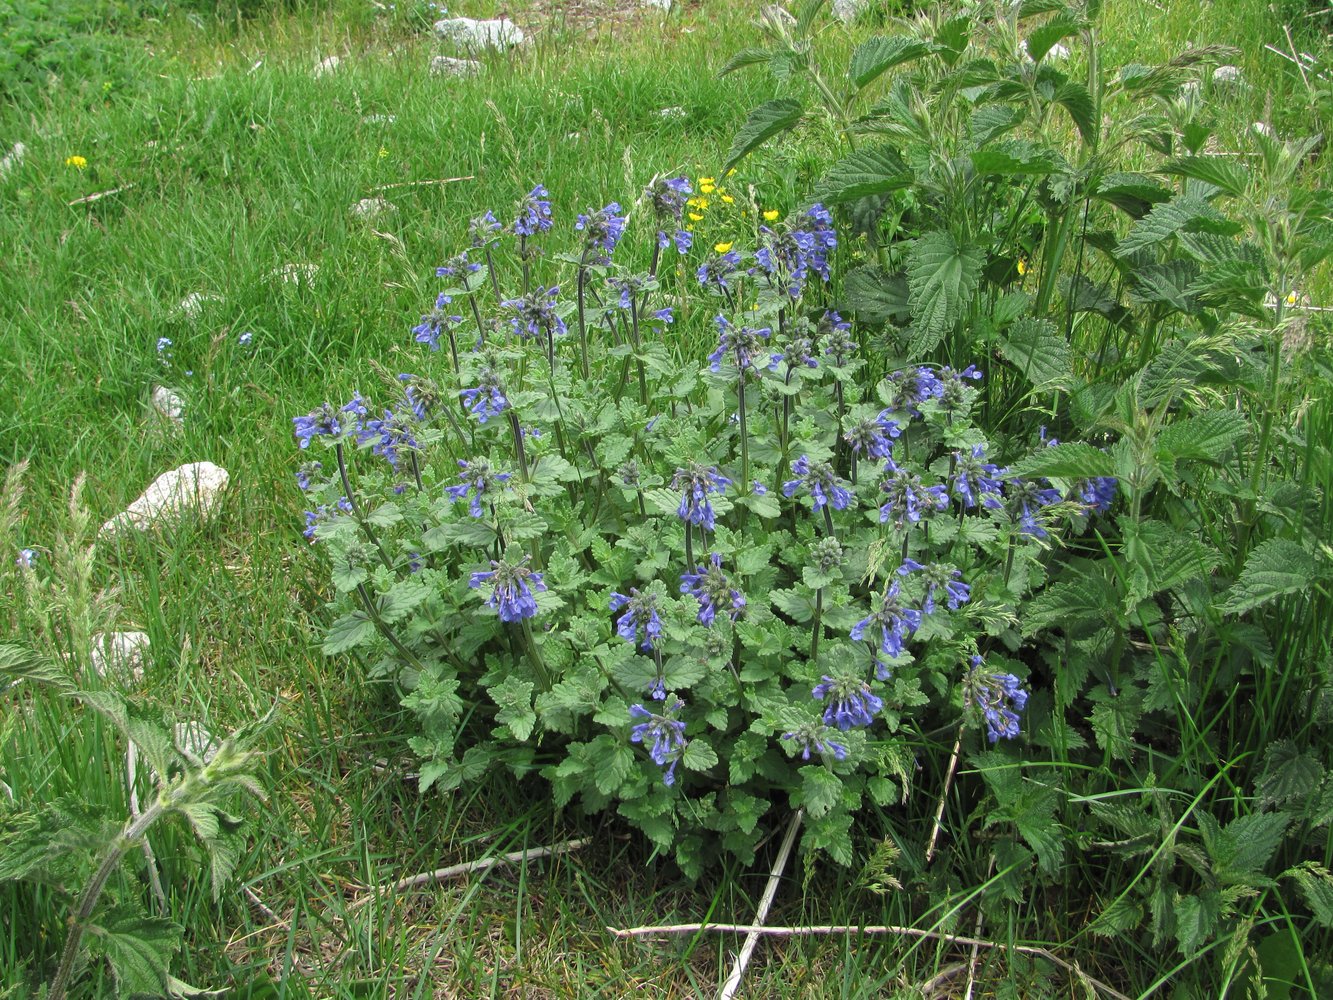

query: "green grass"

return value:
[2, 0, 1330, 996]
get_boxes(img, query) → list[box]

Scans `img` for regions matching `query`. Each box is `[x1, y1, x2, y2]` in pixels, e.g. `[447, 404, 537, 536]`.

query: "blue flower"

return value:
[238, 331, 254, 347]
[781, 724, 849, 761]
[708, 316, 770, 374]
[951, 443, 1006, 510]
[878, 459, 949, 526]
[812, 674, 884, 730]
[293, 402, 343, 448]
[844, 413, 901, 461]
[397, 373, 442, 422]
[963, 655, 1030, 742]
[680, 552, 746, 626]
[751, 204, 837, 298]
[469, 556, 545, 622]
[1005, 478, 1063, 539]
[444, 458, 512, 517]
[783, 455, 853, 511]
[512, 184, 553, 237]
[819, 310, 856, 365]
[436, 250, 482, 278]
[501, 286, 566, 340]
[459, 366, 508, 423]
[904, 562, 971, 614]
[468, 210, 502, 246]
[850, 579, 923, 677]
[882, 367, 943, 418]
[647, 175, 692, 223]
[768, 330, 818, 371]
[412, 292, 465, 352]
[16, 548, 36, 569]
[1076, 476, 1117, 513]
[608, 588, 664, 651]
[156, 337, 172, 354]
[937, 365, 983, 411]
[295, 461, 322, 491]
[697, 250, 744, 293]
[357, 408, 417, 470]
[575, 202, 627, 259]
[670, 464, 732, 531]
[629, 698, 688, 785]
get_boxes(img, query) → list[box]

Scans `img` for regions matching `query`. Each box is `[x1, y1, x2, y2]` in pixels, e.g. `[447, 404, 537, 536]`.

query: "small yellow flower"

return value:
[725, 169, 736, 177]
[65, 155, 88, 170]
[1285, 291, 1299, 306]
[699, 176, 715, 185]
[687, 196, 710, 210]
[714, 241, 734, 253]
[721, 194, 734, 204]
[700, 182, 716, 195]
[689, 212, 705, 222]
[378, 146, 389, 159]
[763, 209, 780, 221]
[1017, 258, 1030, 276]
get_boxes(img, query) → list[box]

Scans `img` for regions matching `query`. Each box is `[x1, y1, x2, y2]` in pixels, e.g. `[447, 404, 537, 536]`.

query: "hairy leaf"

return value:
[718, 47, 772, 77]
[842, 265, 911, 325]
[1160, 155, 1249, 198]
[1257, 740, 1325, 810]
[1155, 409, 1248, 463]
[849, 36, 933, 89]
[906, 231, 982, 355]
[723, 99, 804, 176]
[1218, 538, 1319, 616]
[811, 145, 910, 205]
[88, 906, 182, 998]
[998, 318, 1073, 389]
[1115, 193, 1242, 256]
[1009, 442, 1116, 480]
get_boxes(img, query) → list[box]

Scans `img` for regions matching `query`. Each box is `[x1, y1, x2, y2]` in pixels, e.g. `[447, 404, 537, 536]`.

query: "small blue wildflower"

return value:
[469, 210, 502, 246]
[751, 480, 768, 495]
[964, 655, 1030, 742]
[469, 555, 545, 622]
[879, 459, 949, 526]
[812, 674, 884, 730]
[156, 337, 172, 354]
[652, 307, 674, 324]
[238, 331, 254, 347]
[459, 366, 508, 423]
[16, 548, 36, 569]
[1006, 478, 1063, 539]
[697, 250, 744, 293]
[436, 250, 482, 277]
[1076, 477, 1117, 513]
[502, 286, 566, 340]
[647, 175, 692, 223]
[575, 202, 627, 260]
[680, 552, 746, 627]
[768, 330, 818, 371]
[412, 292, 465, 352]
[295, 461, 322, 491]
[844, 412, 901, 461]
[512, 184, 553, 237]
[608, 588, 663, 651]
[408, 552, 424, 573]
[781, 723, 849, 761]
[952, 443, 1006, 510]
[905, 563, 971, 614]
[397, 373, 442, 422]
[851, 579, 923, 677]
[670, 463, 732, 531]
[293, 402, 343, 448]
[751, 204, 837, 298]
[708, 316, 770, 374]
[937, 365, 983, 411]
[819, 310, 856, 365]
[629, 699, 688, 786]
[882, 367, 943, 418]
[357, 408, 417, 470]
[783, 455, 853, 511]
[444, 458, 512, 517]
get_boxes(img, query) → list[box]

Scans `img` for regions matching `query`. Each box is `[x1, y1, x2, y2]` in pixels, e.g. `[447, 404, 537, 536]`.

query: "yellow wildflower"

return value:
[689, 212, 705, 222]
[699, 176, 715, 185]
[1017, 258, 1030, 276]
[1285, 291, 1299, 306]
[65, 155, 88, 170]
[687, 196, 710, 210]
[763, 209, 780, 221]
[721, 194, 734, 204]
[378, 146, 389, 159]
[715, 241, 734, 253]
[700, 182, 716, 194]
[725, 169, 736, 177]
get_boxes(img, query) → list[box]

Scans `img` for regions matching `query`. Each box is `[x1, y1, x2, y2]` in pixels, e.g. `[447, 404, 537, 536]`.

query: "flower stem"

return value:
[576, 267, 591, 381]
[335, 442, 393, 569]
[520, 618, 552, 689]
[810, 587, 823, 665]
[507, 410, 530, 482]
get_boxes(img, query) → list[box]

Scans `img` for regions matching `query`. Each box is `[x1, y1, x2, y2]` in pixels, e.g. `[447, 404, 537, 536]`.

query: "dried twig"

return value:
[369, 175, 475, 192]
[242, 884, 279, 924]
[350, 837, 590, 908]
[717, 809, 803, 1000]
[607, 922, 1131, 1000]
[68, 185, 134, 206]
[925, 725, 963, 863]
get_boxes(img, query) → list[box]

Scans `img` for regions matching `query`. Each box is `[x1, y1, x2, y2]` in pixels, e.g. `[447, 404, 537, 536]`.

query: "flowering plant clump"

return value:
[294, 179, 1132, 876]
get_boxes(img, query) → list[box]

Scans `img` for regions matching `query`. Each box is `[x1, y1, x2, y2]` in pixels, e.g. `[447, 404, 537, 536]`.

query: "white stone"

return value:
[350, 197, 398, 220]
[176, 292, 221, 320]
[656, 106, 687, 120]
[642, 0, 671, 10]
[268, 262, 319, 285]
[831, 0, 867, 23]
[174, 720, 221, 765]
[90, 631, 149, 683]
[0, 141, 25, 176]
[430, 55, 483, 77]
[1213, 65, 1242, 84]
[362, 114, 397, 126]
[100, 462, 230, 537]
[151, 385, 184, 426]
[313, 55, 342, 78]
[1047, 43, 1070, 61]
[432, 17, 524, 50]
[1252, 121, 1274, 138]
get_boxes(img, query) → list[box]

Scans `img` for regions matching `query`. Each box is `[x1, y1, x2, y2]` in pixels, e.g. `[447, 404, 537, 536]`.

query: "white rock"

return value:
[151, 385, 184, 426]
[361, 113, 398, 126]
[1047, 43, 1070, 61]
[642, 0, 671, 10]
[176, 292, 221, 320]
[90, 631, 150, 683]
[100, 462, 230, 537]
[656, 106, 687, 120]
[1213, 65, 1242, 84]
[1252, 121, 1274, 138]
[268, 262, 319, 285]
[432, 17, 524, 50]
[1179, 80, 1201, 101]
[0, 141, 25, 176]
[174, 720, 221, 765]
[430, 55, 484, 77]
[313, 55, 342, 78]
[831, 0, 867, 23]
[350, 197, 398, 220]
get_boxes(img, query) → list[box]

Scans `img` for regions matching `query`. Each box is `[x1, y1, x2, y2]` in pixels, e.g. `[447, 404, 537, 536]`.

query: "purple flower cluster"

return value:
[469, 556, 546, 622]
[780, 724, 848, 761]
[629, 698, 688, 785]
[882, 366, 944, 418]
[302, 495, 353, 542]
[951, 443, 1006, 510]
[576, 202, 627, 260]
[963, 655, 1030, 742]
[670, 463, 732, 531]
[436, 250, 482, 278]
[936, 365, 983, 411]
[295, 461, 322, 491]
[502, 286, 566, 340]
[397, 373, 442, 422]
[844, 412, 901, 461]
[898, 560, 971, 614]
[293, 402, 344, 448]
[697, 250, 744, 293]
[783, 455, 853, 511]
[680, 553, 746, 626]
[812, 674, 884, 730]
[460, 366, 509, 423]
[708, 316, 770, 374]
[818, 310, 855, 365]
[753, 203, 838, 298]
[768, 329, 818, 371]
[878, 459, 949, 526]
[445, 458, 512, 517]
[357, 408, 418, 470]
[609, 588, 664, 651]
[1006, 478, 1064, 539]
[469, 210, 502, 246]
[851, 579, 923, 678]
[512, 184, 553, 237]
[646, 175, 693, 255]
[1076, 477, 1117, 513]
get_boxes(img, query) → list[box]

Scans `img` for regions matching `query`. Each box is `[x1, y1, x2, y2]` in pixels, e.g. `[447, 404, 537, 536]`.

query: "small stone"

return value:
[641, 0, 671, 10]
[90, 631, 150, 683]
[831, 0, 866, 23]
[150, 385, 184, 426]
[432, 16, 524, 50]
[350, 197, 398, 220]
[656, 106, 687, 120]
[1252, 121, 1274, 138]
[313, 55, 342, 78]
[362, 114, 398, 126]
[0, 141, 25, 176]
[100, 462, 230, 537]
[1213, 65, 1242, 84]
[176, 292, 221, 320]
[268, 262, 319, 285]
[173, 721, 221, 766]
[430, 55, 484, 77]
[1046, 43, 1070, 61]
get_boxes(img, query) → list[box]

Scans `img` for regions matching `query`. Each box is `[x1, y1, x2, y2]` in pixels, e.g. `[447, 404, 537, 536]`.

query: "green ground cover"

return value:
[2, 0, 1332, 996]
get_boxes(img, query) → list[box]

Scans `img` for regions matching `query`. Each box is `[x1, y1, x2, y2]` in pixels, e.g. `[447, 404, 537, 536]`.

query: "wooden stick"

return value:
[716, 809, 803, 1000]
[925, 725, 963, 863]
[351, 837, 590, 908]
[68, 185, 134, 206]
[369, 175, 475, 192]
[607, 922, 1131, 1000]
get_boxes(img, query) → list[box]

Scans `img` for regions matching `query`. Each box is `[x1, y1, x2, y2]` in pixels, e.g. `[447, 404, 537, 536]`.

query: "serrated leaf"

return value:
[490, 676, 537, 742]
[1160, 156, 1249, 198]
[718, 47, 772, 77]
[998, 318, 1073, 389]
[801, 767, 842, 819]
[1284, 862, 1333, 927]
[365, 502, 402, 528]
[970, 140, 1062, 176]
[1115, 193, 1242, 256]
[1257, 740, 1324, 809]
[590, 737, 633, 795]
[89, 906, 181, 997]
[207, 832, 243, 903]
[906, 231, 982, 355]
[723, 99, 804, 176]
[849, 36, 932, 88]
[422, 518, 497, 550]
[1089, 894, 1142, 936]
[379, 577, 430, 624]
[1054, 80, 1096, 144]
[1204, 811, 1290, 884]
[1026, 15, 1082, 62]
[1174, 891, 1220, 955]
[1009, 442, 1116, 479]
[1218, 538, 1319, 616]
[682, 738, 718, 773]
[1089, 685, 1143, 761]
[1119, 518, 1221, 605]
[322, 612, 375, 655]
[969, 104, 1025, 147]
[1093, 172, 1173, 218]
[842, 265, 911, 326]
[811, 145, 910, 205]
[1155, 409, 1248, 463]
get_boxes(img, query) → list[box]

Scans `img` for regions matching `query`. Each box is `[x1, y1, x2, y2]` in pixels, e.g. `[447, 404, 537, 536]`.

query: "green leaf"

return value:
[1089, 685, 1143, 761]
[842, 265, 911, 326]
[1203, 811, 1290, 884]
[970, 140, 1062, 176]
[906, 231, 983, 355]
[422, 518, 497, 551]
[1155, 409, 1248, 463]
[331, 562, 369, 593]
[1054, 81, 1096, 144]
[1093, 171, 1173, 218]
[1174, 891, 1220, 955]
[1115, 193, 1242, 256]
[1026, 15, 1083, 62]
[968, 104, 1025, 147]
[801, 767, 842, 819]
[322, 612, 375, 655]
[0, 644, 75, 693]
[1284, 862, 1333, 927]
[1119, 518, 1222, 606]
[1160, 156, 1249, 198]
[682, 737, 718, 773]
[588, 735, 633, 795]
[998, 318, 1073, 389]
[723, 99, 804, 176]
[503, 509, 548, 542]
[770, 588, 817, 623]
[718, 47, 772, 77]
[365, 502, 402, 528]
[811, 145, 910, 205]
[849, 36, 932, 88]
[1218, 538, 1319, 616]
[1257, 740, 1325, 809]
[1008, 442, 1116, 480]
[378, 577, 430, 624]
[88, 905, 181, 997]
[490, 676, 537, 742]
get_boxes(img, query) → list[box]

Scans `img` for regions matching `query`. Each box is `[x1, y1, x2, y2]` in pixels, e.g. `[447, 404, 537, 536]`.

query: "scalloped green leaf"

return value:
[723, 99, 804, 176]
[849, 36, 933, 89]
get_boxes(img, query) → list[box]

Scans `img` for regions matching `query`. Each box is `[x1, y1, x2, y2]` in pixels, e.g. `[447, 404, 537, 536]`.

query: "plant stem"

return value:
[810, 588, 823, 664]
[520, 618, 552, 689]
[925, 726, 964, 864]
[507, 410, 530, 482]
[336, 443, 393, 569]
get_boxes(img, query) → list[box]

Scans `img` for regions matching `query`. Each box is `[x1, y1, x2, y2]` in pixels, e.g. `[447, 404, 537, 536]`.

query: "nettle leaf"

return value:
[718, 47, 773, 77]
[1008, 442, 1115, 480]
[906, 231, 983, 355]
[1115, 193, 1242, 256]
[969, 104, 1025, 147]
[998, 318, 1073, 389]
[770, 588, 817, 623]
[801, 766, 843, 819]
[365, 502, 402, 528]
[1174, 891, 1221, 955]
[1257, 740, 1325, 809]
[1155, 409, 1248, 464]
[1026, 14, 1083, 62]
[1218, 538, 1319, 616]
[490, 676, 537, 742]
[1120, 517, 1222, 606]
[88, 905, 182, 998]
[379, 577, 430, 624]
[842, 265, 911, 326]
[1160, 155, 1249, 198]
[723, 98, 804, 176]
[1284, 862, 1333, 927]
[1088, 684, 1144, 761]
[1202, 811, 1290, 884]
[970, 140, 1063, 176]
[1093, 172, 1173, 218]
[1022, 574, 1119, 636]
[849, 36, 933, 88]
[322, 612, 375, 655]
[811, 145, 910, 206]
[1054, 81, 1096, 144]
